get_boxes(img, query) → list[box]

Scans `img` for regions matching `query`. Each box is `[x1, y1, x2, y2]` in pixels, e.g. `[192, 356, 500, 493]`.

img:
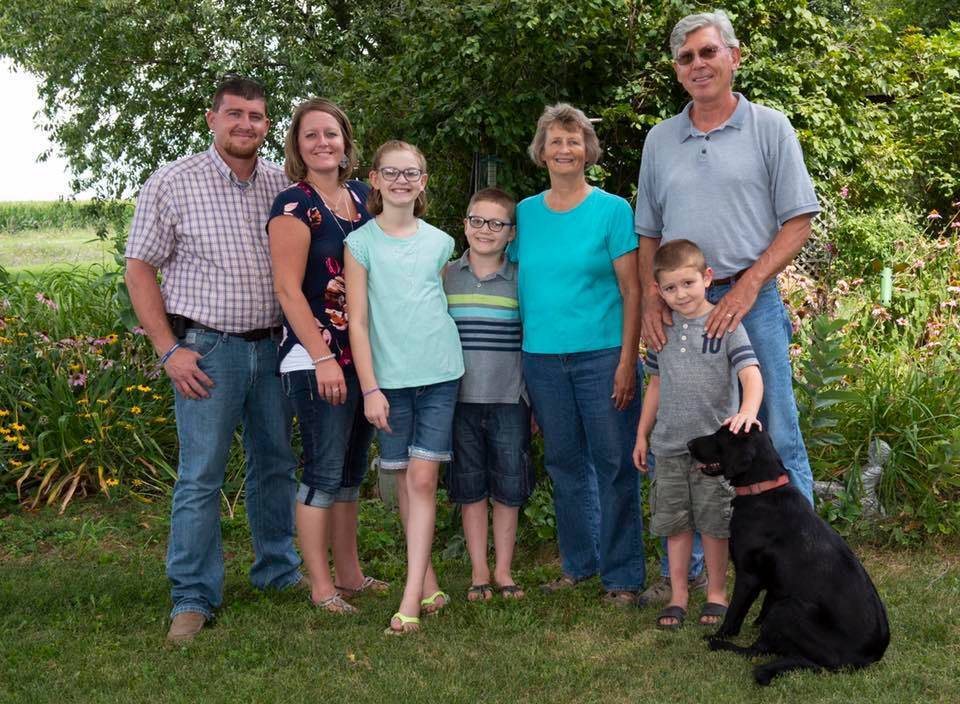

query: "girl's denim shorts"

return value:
[377, 378, 460, 470]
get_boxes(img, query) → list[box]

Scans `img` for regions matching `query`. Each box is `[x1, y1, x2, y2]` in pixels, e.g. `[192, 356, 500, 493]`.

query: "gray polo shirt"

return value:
[645, 311, 759, 456]
[444, 251, 526, 404]
[634, 94, 820, 278]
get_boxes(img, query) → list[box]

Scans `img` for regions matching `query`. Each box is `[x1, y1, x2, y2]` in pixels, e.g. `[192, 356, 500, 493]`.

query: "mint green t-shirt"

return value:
[512, 188, 637, 354]
[345, 218, 464, 389]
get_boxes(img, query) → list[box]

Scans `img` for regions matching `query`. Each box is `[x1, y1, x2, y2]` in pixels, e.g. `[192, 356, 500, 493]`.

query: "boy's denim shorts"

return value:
[282, 368, 375, 508]
[378, 378, 460, 470]
[446, 400, 534, 507]
[649, 452, 735, 539]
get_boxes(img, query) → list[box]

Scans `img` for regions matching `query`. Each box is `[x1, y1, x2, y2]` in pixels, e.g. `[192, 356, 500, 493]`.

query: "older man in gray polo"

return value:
[636, 9, 820, 503]
[635, 9, 820, 603]
[126, 76, 304, 643]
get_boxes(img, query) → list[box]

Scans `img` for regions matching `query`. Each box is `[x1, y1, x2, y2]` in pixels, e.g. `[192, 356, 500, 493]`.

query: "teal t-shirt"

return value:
[512, 188, 637, 354]
[345, 218, 464, 389]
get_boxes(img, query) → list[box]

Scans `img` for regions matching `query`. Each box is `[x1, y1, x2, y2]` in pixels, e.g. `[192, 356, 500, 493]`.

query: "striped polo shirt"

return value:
[444, 251, 526, 404]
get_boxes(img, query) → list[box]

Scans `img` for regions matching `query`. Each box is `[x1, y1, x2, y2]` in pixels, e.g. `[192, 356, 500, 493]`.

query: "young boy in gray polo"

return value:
[443, 188, 533, 602]
[632, 239, 762, 630]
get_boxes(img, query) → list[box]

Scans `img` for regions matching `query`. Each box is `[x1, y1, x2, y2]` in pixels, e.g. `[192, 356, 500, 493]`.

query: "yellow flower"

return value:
[0, 409, 9, 416]
[77, 398, 89, 405]
[153, 416, 166, 424]
[130, 406, 143, 415]
[125, 385, 136, 392]
[4, 435, 17, 443]
[69, 363, 82, 371]
[152, 394, 163, 401]
[80, 412, 93, 419]
[132, 479, 143, 486]
[0, 336, 12, 345]
[11, 423, 26, 431]
[18, 442, 30, 451]
[0, 426, 7, 434]
[17, 332, 27, 337]
[105, 478, 119, 487]
[10, 459, 23, 467]
[106, 334, 119, 344]
[83, 438, 95, 445]
[96, 399, 109, 405]
[137, 385, 152, 392]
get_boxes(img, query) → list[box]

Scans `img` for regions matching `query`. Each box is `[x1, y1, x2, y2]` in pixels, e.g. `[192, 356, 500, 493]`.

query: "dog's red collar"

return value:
[735, 474, 790, 496]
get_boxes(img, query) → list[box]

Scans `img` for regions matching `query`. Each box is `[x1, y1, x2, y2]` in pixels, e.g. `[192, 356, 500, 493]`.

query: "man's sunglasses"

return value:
[676, 45, 729, 66]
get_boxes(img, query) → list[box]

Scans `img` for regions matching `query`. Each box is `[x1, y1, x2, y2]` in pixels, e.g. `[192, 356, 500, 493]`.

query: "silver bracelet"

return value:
[312, 353, 336, 365]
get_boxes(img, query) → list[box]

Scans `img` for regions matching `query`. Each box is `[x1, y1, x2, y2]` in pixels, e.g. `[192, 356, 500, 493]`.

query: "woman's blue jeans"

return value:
[707, 280, 814, 503]
[522, 347, 646, 591]
[167, 330, 302, 619]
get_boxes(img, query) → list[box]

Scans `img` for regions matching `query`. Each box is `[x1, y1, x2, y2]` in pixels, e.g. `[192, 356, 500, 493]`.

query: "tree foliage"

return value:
[1, 0, 958, 217]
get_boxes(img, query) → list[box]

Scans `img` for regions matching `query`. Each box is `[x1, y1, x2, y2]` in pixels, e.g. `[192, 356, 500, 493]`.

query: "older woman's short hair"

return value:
[527, 103, 601, 168]
[283, 97, 358, 184]
[669, 10, 740, 59]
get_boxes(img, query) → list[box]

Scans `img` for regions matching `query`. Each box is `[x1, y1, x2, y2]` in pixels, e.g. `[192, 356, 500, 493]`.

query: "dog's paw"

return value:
[706, 635, 726, 650]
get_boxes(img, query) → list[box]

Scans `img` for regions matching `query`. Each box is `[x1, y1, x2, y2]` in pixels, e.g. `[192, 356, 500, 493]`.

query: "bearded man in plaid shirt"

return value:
[125, 76, 305, 643]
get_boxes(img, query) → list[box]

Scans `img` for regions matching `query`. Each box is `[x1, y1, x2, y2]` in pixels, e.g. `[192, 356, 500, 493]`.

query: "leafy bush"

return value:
[0, 268, 176, 511]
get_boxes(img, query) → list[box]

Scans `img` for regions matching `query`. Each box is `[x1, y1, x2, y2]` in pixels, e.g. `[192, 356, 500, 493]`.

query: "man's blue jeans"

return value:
[708, 280, 814, 503]
[522, 347, 645, 591]
[167, 330, 301, 619]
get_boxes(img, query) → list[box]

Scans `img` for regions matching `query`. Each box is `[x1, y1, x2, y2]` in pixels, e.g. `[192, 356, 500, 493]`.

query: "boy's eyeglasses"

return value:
[377, 167, 424, 181]
[675, 45, 728, 65]
[466, 215, 513, 232]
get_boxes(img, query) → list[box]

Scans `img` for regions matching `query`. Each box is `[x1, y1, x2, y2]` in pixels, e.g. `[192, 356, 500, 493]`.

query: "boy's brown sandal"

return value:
[540, 573, 582, 594]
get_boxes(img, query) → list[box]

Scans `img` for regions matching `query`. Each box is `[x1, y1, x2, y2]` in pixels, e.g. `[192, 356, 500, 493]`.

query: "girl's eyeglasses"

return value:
[378, 167, 424, 181]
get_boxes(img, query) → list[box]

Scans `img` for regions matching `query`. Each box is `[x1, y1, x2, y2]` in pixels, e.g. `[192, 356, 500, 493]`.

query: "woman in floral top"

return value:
[267, 98, 387, 613]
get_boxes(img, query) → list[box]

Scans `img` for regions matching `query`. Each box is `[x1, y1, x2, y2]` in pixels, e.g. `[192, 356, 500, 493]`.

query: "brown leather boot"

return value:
[166, 612, 206, 644]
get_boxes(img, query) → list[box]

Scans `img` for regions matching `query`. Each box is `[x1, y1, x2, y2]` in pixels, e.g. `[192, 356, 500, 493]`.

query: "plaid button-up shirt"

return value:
[126, 145, 289, 332]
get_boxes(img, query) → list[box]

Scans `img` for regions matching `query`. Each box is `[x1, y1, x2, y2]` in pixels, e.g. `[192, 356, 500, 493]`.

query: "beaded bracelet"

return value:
[312, 353, 337, 365]
[159, 343, 181, 366]
[362, 386, 380, 397]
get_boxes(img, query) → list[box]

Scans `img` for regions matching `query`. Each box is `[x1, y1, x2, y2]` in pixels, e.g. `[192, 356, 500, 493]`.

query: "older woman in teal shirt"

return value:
[512, 103, 645, 603]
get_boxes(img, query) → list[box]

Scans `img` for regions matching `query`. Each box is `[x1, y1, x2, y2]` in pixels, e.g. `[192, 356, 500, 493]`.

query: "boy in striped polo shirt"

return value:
[444, 188, 534, 601]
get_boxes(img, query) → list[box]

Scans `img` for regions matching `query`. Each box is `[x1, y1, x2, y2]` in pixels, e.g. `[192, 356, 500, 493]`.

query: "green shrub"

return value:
[0, 268, 176, 511]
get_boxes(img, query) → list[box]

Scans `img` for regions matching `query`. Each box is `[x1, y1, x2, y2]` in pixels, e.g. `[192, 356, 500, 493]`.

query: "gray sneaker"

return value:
[637, 573, 707, 607]
[638, 576, 672, 606]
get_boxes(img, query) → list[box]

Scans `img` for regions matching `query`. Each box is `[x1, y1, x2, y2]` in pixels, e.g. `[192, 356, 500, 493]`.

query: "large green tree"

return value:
[2, 0, 957, 216]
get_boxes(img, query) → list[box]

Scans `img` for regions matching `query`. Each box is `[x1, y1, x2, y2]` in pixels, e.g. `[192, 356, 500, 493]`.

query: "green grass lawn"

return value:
[0, 227, 115, 273]
[2, 499, 958, 703]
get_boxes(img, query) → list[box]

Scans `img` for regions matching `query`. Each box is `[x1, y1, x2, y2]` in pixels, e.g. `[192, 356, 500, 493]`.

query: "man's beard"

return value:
[222, 136, 261, 160]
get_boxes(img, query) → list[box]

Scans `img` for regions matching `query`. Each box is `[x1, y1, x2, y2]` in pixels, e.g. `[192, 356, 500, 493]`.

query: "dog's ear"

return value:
[717, 429, 757, 479]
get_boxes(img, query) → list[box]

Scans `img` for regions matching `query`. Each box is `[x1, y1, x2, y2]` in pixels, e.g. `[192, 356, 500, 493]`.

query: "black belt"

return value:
[712, 267, 752, 286]
[169, 315, 280, 342]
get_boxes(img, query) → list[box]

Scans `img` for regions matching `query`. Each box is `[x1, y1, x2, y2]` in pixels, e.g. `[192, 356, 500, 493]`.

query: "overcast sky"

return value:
[0, 58, 85, 201]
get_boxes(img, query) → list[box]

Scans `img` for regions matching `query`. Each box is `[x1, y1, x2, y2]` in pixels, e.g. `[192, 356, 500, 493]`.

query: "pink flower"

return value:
[951, 221, 960, 229]
[35, 292, 58, 310]
[133, 326, 146, 335]
[839, 186, 849, 199]
[896, 317, 908, 326]
[927, 209, 941, 220]
[68, 372, 87, 387]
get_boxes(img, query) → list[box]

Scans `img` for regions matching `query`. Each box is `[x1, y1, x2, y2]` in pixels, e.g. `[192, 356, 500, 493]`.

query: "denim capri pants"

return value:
[282, 368, 375, 508]
[377, 378, 460, 470]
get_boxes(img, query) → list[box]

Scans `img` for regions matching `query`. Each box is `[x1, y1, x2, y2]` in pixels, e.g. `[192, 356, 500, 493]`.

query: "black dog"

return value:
[687, 426, 890, 686]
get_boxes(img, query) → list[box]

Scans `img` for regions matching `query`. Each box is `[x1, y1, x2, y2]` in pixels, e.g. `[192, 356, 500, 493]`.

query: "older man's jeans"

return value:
[167, 330, 301, 619]
[522, 347, 646, 591]
[707, 280, 814, 503]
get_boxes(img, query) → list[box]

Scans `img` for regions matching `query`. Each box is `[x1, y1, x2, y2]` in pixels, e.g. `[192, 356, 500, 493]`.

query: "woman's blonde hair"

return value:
[366, 140, 429, 217]
[283, 98, 358, 184]
[527, 103, 601, 168]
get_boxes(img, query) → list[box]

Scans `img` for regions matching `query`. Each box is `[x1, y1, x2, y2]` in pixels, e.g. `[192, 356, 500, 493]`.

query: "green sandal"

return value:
[384, 612, 420, 635]
[420, 590, 450, 615]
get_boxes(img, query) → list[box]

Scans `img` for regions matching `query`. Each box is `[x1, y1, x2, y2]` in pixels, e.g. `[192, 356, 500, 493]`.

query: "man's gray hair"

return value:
[669, 10, 740, 59]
